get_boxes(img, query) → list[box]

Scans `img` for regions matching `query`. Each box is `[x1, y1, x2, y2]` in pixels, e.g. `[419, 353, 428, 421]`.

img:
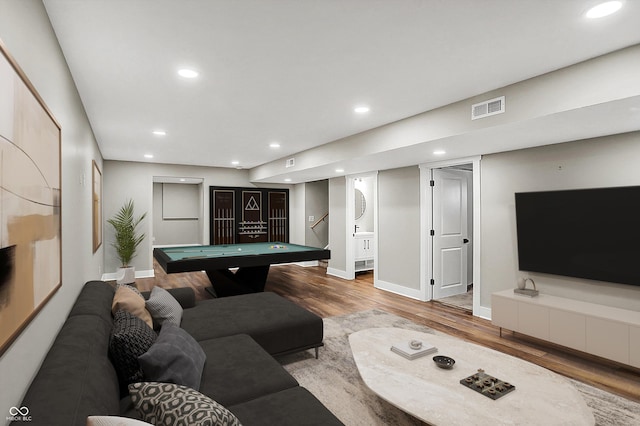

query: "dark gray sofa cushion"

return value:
[138, 322, 206, 390]
[198, 334, 299, 407]
[181, 291, 323, 355]
[18, 314, 121, 426]
[229, 387, 344, 426]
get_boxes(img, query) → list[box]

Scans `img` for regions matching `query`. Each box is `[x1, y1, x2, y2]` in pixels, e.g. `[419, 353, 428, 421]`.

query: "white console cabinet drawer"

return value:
[586, 317, 629, 365]
[491, 294, 518, 330]
[518, 303, 549, 340]
[549, 310, 586, 352]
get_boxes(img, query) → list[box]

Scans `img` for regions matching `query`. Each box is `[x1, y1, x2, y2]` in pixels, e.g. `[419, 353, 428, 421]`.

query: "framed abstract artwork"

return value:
[0, 40, 62, 356]
[92, 160, 102, 253]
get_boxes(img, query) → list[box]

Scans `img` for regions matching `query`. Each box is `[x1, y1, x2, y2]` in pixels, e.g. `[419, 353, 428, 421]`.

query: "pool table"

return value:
[153, 242, 330, 297]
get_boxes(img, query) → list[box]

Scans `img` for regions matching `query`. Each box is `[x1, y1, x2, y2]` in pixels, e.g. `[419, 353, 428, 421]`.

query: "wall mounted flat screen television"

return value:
[515, 186, 640, 286]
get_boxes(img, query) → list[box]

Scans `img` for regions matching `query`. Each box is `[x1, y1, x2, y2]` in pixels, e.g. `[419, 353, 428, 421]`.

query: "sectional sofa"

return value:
[12, 280, 343, 425]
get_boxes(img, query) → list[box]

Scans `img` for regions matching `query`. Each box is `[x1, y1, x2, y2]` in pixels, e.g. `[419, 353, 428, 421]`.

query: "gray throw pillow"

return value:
[138, 322, 206, 390]
[128, 382, 241, 426]
[145, 286, 183, 327]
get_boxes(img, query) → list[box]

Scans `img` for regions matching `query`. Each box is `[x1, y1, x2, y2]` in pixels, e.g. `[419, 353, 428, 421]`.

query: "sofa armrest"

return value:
[142, 287, 196, 309]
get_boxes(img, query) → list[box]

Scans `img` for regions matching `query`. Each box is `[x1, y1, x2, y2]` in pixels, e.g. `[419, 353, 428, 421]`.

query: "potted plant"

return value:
[107, 199, 147, 284]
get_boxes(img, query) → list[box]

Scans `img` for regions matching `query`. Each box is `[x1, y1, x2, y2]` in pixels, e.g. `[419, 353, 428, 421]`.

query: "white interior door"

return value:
[432, 168, 469, 299]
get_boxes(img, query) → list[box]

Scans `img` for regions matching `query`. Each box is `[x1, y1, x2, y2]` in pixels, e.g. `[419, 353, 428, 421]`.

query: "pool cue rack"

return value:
[210, 186, 289, 245]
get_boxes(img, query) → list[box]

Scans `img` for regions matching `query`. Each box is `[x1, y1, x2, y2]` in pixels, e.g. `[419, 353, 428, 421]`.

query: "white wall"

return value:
[481, 131, 640, 312]
[0, 0, 103, 419]
[103, 160, 294, 274]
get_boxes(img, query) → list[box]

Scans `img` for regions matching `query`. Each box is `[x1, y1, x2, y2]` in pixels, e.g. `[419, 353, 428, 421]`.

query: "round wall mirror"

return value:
[355, 189, 366, 220]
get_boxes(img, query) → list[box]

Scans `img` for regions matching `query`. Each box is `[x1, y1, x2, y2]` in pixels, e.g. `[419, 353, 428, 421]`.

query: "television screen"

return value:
[515, 186, 640, 286]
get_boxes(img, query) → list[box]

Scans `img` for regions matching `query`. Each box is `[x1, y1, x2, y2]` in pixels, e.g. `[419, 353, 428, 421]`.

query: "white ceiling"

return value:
[43, 0, 640, 179]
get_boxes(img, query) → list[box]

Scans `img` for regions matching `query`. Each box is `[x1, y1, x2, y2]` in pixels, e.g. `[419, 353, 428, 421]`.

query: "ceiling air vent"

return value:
[285, 158, 295, 168]
[471, 96, 505, 120]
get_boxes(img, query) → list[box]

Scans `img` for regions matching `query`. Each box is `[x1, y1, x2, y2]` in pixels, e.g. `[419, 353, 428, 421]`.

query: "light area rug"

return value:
[279, 309, 640, 426]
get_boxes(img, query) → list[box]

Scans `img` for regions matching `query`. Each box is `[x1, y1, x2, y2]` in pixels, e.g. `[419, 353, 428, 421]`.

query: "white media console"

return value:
[492, 289, 640, 368]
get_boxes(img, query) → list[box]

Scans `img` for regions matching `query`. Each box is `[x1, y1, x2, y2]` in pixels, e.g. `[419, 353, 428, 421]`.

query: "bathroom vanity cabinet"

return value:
[354, 232, 375, 272]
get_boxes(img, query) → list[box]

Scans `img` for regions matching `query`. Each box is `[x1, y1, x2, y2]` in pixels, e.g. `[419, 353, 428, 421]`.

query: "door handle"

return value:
[463, 238, 469, 244]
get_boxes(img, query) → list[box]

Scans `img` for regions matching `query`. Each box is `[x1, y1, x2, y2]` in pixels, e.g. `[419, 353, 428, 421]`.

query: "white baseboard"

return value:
[326, 267, 350, 280]
[152, 243, 200, 248]
[375, 279, 424, 301]
[101, 269, 155, 282]
[474, 305, 491, 320]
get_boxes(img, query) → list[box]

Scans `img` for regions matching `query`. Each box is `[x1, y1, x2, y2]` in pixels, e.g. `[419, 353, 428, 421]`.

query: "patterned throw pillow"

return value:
[112, 284, 153, 328]
[109, 310, 157, 385]
[145, 286, 183, 327]
[138, 322, 206, 390]
[128, 382, 242, 426]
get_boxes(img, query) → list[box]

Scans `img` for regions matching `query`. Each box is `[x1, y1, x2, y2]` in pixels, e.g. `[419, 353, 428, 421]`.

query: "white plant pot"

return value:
[116, 266, 136, 285]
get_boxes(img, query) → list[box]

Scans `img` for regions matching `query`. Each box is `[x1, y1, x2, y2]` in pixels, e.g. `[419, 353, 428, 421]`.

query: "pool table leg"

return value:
[205, 265, 271, 297]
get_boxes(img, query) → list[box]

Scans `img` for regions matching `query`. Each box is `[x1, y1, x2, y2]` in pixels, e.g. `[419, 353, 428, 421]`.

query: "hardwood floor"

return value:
[136, 262, 640, 403]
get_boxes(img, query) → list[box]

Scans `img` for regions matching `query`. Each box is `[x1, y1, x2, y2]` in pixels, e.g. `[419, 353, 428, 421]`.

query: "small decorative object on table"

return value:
[460, 369, 516, 400]
[514, 277, 539, 297]
[391, 339, 437, 360]
[409, 339, 422, 349]
[432, 355, 455, 369]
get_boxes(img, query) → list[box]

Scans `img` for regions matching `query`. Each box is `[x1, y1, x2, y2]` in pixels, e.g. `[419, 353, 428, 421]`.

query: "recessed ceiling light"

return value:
[178, 68, 199, 78]
[231, 161, 240, 166]
[179, 178, 186, 182]
[270, 142, 281, 148]
[336, 168, 345, 173]
[284, 178, 292, 182]
[144, 154, 154, 159]
[433, 150, 446, 155]
[354, 106, 370, 114]
[152, 130, 166, 136]
[585, 1, 622, 18]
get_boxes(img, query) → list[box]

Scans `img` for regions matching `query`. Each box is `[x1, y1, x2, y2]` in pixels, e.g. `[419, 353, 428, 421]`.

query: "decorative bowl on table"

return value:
[433, 355, 455, 369]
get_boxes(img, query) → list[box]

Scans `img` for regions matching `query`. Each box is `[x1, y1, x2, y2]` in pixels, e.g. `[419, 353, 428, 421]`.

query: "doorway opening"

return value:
[420, 157, 482, 317]
[431, 164, 473, 311]
[346, 172, 377, 281]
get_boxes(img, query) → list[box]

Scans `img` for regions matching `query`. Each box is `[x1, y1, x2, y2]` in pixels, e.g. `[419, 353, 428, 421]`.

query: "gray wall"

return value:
[480, 131, 640, 311]
[290, 182, 305, 245]
[377, 166, 421, 290]
[0, 0, 103, 417]
[328, 177, 346, 274]
[305, 180, 328, 249]
[152, 183, 201, 246]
